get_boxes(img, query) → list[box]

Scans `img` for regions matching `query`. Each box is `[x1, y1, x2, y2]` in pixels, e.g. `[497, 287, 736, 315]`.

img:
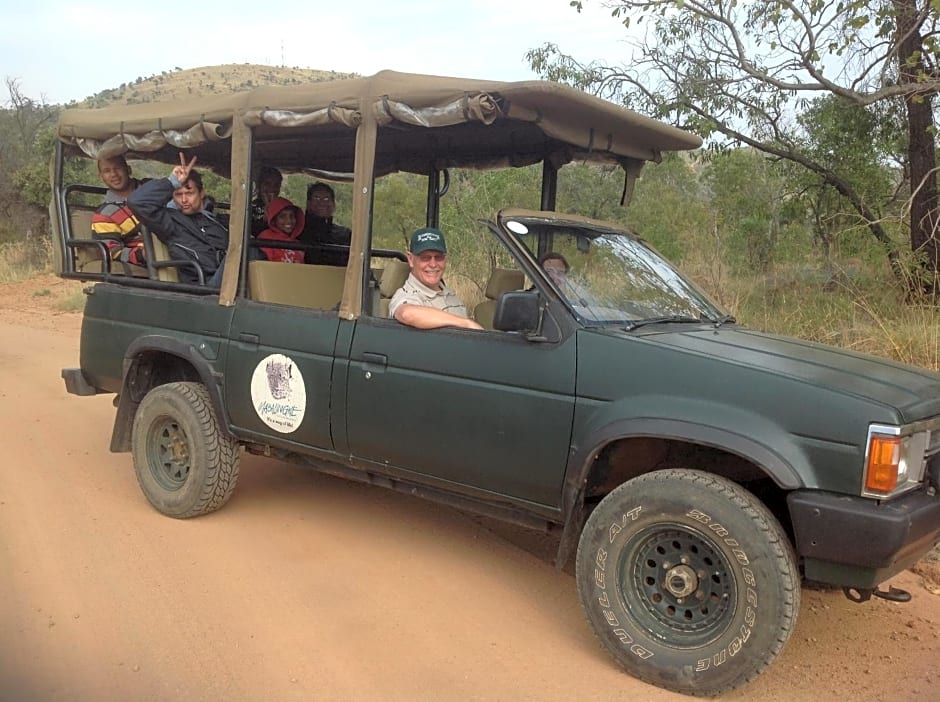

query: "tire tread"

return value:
[132, 381, 240, 519]
[575, 468, 800, 697]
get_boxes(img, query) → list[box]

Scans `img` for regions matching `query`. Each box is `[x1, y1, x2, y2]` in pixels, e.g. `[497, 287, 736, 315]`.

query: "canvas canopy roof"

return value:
[57, 70, 701, 177]
[56, 70, 702, 315]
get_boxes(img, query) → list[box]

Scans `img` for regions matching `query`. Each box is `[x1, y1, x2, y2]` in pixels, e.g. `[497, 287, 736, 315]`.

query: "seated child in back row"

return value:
[257, 197, 306, 263]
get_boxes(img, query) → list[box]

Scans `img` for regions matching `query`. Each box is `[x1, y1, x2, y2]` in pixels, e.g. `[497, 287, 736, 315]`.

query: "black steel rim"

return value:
[147, 415, 191, 491]
[619, 525, 736, 648]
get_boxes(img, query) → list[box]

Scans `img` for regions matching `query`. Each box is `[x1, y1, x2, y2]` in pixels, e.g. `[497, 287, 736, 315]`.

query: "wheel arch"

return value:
[553, 417, 806, 570]
[109, 335, 231, 452]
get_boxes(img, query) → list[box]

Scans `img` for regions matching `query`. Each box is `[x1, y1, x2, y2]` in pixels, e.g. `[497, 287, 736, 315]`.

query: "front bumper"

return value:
[788, 488, 940, 588]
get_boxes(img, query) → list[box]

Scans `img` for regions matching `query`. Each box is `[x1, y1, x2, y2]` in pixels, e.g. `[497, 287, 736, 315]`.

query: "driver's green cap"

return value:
[409, 227, 447, 254]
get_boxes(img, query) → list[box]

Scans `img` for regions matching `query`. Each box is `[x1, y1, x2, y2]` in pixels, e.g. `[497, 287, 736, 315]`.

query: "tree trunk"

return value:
[895, 0, 940, 293]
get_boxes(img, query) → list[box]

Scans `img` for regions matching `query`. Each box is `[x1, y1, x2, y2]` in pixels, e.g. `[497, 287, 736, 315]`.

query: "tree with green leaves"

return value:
[528, 0, 940, 293]
[794, 95, 902, 260]
[704, 147, 796, 273]
[0, 78, 59, 241]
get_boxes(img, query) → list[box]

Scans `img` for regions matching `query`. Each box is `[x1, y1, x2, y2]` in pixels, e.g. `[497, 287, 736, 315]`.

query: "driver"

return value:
[389, 227, 483, 330]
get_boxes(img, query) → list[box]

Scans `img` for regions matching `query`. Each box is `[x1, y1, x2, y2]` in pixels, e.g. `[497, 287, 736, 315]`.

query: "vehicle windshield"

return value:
[503, 215, 728, 326]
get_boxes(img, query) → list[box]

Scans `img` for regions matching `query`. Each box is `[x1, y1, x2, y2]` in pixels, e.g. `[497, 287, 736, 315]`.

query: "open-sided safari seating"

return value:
[52, 71, 940, 698]
[58, 187, 186, 283]
[247, 261, 345, 310]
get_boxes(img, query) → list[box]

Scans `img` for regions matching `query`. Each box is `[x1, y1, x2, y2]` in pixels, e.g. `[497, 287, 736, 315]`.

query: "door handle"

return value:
[237, 332, 260, 350]
[362, 352, 388, 370]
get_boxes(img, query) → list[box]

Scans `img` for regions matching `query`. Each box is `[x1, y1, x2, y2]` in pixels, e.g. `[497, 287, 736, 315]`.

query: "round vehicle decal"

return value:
[250, 354, 307, 433]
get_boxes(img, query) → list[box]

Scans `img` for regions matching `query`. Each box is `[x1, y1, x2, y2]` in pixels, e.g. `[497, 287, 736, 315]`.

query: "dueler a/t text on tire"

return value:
[132, 381, 240, 518]
[576, 469, 799, 697]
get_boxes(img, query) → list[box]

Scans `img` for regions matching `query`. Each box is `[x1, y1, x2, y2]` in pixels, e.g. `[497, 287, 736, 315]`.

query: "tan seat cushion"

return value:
[377, 258, 411, 317]
[148, 236, 179, 282]
[474, 267, 525, 329]
[69, 209, 103, 272]
[68, 208, 147, 277]
[248, 260, 346, 310]
[378, 258, 410, 298]
[484, 268, 525, 299]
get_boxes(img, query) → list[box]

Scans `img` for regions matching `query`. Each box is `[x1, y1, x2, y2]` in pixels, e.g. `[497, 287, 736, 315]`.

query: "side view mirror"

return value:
[493, 291, 541, 334]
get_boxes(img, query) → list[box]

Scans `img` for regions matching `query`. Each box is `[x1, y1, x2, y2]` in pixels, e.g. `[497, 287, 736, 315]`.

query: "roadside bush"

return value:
[0, 235, 52, 282]
[713, 262, 940, 372]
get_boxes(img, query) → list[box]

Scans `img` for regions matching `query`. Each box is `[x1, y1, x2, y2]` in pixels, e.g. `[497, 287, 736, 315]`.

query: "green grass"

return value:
[692, 261, 940, 372]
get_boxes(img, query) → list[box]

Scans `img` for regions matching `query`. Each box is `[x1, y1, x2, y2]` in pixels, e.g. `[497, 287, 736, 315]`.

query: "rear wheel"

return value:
[576, 469, 799, 696]
[131, 381, 239, 518]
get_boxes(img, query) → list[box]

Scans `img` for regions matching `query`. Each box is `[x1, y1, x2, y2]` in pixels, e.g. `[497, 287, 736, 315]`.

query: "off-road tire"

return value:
[576, 469, 799, 696]
[132, 381, 240, 518]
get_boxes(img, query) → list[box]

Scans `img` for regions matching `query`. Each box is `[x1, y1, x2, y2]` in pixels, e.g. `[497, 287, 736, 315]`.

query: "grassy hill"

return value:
[76, 64, 359, 108]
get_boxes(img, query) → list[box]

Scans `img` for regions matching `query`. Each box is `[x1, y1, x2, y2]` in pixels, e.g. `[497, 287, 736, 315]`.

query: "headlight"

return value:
[863, 421, 938, 498]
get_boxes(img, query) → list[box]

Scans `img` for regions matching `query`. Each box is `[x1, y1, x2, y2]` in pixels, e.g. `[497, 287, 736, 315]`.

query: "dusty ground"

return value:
[1, 274, 939, 702]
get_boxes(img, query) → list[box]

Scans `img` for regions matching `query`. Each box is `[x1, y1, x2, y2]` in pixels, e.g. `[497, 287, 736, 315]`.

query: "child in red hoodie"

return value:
[257, 196, 306, 263]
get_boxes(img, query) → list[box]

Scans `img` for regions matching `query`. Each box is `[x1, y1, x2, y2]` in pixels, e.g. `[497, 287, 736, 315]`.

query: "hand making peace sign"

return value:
[171, 152, 198, 183]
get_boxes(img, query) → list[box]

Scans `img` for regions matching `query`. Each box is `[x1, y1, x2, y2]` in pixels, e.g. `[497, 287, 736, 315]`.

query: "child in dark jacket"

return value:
[257, 197, 306, 263]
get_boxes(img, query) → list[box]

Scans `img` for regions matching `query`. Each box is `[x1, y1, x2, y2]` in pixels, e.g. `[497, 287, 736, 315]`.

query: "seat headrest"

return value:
[378, 258, 410, 297]
[485, 268, 525, 299]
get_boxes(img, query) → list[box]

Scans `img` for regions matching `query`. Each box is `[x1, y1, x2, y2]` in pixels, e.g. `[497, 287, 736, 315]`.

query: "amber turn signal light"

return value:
[865, 435, 902, 493]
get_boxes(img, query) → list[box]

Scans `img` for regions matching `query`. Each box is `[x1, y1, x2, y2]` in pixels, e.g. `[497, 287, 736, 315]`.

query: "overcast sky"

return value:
[2, 0, 634, 105]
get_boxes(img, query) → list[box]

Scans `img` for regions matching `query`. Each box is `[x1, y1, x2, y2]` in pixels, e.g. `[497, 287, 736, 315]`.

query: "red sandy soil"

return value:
[1, 274, 938, 701]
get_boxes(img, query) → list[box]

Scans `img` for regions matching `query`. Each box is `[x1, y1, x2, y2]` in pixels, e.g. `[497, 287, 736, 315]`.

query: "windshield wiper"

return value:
[624, 315, 707, 331]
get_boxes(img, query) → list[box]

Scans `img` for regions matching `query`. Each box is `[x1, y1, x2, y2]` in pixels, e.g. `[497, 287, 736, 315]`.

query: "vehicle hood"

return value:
[583, 325, 940, 425]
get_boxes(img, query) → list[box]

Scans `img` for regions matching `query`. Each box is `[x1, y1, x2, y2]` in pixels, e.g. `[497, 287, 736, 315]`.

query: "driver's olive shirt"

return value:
[388, 273, 468, 319]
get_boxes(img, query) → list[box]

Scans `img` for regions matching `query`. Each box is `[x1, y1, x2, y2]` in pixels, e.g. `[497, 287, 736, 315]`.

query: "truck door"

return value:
[343, 318, 576, 509]
[225, 294, 341, 451]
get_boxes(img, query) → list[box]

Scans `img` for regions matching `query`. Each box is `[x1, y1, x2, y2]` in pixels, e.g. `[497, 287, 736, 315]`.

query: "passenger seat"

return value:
[248, 260, 346, 310]
[473, 268, 525, 329]
[377, 258, 411, 318]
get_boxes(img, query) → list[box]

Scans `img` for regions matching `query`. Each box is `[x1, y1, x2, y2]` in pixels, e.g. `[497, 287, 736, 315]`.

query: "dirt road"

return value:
[1, 276, 938, 701]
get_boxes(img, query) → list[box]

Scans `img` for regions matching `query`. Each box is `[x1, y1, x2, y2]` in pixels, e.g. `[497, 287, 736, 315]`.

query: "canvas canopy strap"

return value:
[66, 120, 232, 160]
[242, 103, 361, 129]
[372, 92, 501, 128]
[619, 158, 646, 207]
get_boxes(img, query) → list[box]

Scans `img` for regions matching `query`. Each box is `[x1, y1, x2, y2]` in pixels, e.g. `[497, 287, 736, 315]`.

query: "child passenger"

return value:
[257, 197, 306, 263]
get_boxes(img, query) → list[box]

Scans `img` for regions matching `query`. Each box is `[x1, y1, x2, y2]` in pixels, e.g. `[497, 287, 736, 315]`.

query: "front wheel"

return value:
[131, 381, 240, 518]
[576, 469, 799, 696]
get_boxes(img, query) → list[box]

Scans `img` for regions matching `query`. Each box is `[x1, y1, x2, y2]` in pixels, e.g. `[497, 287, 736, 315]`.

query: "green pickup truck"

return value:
[53, 71, 940, 697]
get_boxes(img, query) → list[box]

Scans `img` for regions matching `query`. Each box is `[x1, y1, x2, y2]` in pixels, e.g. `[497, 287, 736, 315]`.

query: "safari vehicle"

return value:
[53, 71, 940, 697]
